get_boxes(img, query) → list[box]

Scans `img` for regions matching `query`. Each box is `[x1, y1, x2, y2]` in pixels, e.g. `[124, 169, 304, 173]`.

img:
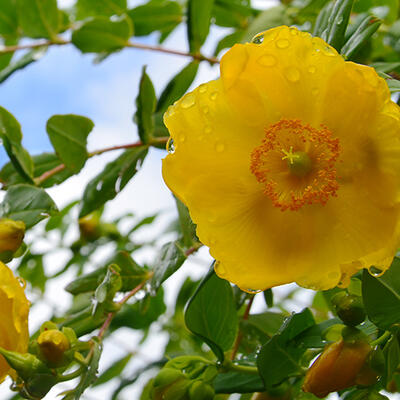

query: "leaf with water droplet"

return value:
[79, 147, 147, 217]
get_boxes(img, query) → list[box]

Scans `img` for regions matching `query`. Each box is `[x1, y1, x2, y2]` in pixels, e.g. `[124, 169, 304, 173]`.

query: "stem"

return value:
[0, 38, 219, 63]
[371, 330, 391, 347]
[58, 367, 84, 382]
[224, 360, 259, 375]
[230, 295, 255, 361]
[97, 273, 153, 340]
[185, 242, 203, 257]
[34, 137, 169, 186]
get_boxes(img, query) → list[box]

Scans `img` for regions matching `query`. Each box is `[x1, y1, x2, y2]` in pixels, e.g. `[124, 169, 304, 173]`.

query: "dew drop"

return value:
[322, 46, 336, 57]
[199, 84, 207, 93]
[308, 65, 316, 74]
[368, 266, 385, 277]
[180, 93, 196, 109]
[289, 27, 298, 36]
[210, 91, 218, 101]
[166, 105, 175, 117]
[215, 142, 225, 152]
[257, 54, 277, 67]
[167, 137, 175, 154]
[252, 33, 264, 44]
[284, 67, 300, 82]
[17, 277, 26, 289]
[243, 288, 263, 294]
[276, 39, 290, 49]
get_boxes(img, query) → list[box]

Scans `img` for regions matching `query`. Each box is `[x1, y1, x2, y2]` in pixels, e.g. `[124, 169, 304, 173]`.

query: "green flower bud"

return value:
[37, 329, 70, 366]
[153, 368, 185, 389]
[163, 379, 191, 400]
[0, 348, 50, 381]
[21, 373, 57, 399]
[332, 293, 366, 326]
[188, 381, 215, 400]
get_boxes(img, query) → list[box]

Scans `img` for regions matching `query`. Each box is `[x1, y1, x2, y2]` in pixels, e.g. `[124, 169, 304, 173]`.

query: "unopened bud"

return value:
[332, 293, 365, 326]
[37, 329, 70, 365]
[153, 367, 185, 389]
[0, 219, 25, 261]
[188, 381, 215, 400]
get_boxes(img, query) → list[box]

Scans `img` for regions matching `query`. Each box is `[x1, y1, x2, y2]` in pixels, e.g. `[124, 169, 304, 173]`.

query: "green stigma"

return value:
[281, 147, 312, 177]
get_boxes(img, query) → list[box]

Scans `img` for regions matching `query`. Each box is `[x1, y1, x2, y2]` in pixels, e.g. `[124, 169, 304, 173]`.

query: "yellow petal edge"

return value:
[162, 26, 400, 291]
[0, 262, 29, 380]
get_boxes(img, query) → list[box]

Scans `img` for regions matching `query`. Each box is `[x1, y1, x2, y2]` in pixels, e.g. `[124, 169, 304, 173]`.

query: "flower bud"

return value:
[78, 212, 102, 241]
[37, 329, 70, 366]
[188, 381, 215, 400]
[0, 219, 25, 261]
[302, 333, 372, 398]
[153, 367, 185, 389]
[332, 292, 366, 326]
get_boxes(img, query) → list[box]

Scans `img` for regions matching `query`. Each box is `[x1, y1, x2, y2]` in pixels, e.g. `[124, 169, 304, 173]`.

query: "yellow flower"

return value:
[162, 26, 400, 291]
[0, 262, 29, 381]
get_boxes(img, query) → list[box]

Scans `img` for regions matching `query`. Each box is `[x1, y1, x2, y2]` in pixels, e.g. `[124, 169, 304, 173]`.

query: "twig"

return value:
[34, 137, 169, 186]
[0, 38, 220, 64]
[230, 295, 255, 361]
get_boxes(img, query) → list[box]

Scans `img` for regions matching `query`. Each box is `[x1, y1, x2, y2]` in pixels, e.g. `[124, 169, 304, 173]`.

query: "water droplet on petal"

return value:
[180, 93, 196, 109]
[322, 46, 336, 57]
[257, 54, 277, 67]
[167, 137, 175, 154]
[199, 84, 207, 93]
[276, 39, 290, 49]
[210, 91, 218, 101]
[215, 142, 225, 152]
[289, 27, 298, 36]
[308, 65, 316, 74]
[166, 106, 175, 117]
[284, 67, 300, 82]
[17, 277, 26, 289]
[252, 33, 264, 44]
[243, 288, 262, 294]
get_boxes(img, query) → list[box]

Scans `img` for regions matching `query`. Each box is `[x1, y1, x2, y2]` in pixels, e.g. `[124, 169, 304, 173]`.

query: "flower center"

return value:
[250, 119, 340, 211]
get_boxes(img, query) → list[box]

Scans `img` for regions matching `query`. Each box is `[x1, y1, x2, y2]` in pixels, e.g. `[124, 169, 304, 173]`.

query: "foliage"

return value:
[0, 0, 400, 399]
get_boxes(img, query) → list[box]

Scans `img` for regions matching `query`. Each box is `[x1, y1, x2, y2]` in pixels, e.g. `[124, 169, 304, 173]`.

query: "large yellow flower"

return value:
[0, 262, 29, 380]
[162, 26, 400, 291]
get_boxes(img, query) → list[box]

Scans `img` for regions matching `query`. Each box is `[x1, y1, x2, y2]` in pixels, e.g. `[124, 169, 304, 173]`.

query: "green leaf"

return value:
[135, 66, 156, 144]
[17, 254, 46, 293]
[16, 0, 60, 39]
[386, 78, 400, 93]
[370, 61, 400, 73]
[72, 15, 133, 54]
[0, 47, 47, 84]
[263, 289, 273, 308]
[185, 269, 238, 361]
[0, 106, 33, 181]
[150, 241, 187, 291]
[362, 259, 400, 330]
[341, 15, 381, 59]
[156, 61, 199, 114]
[111, 288, 166, 330]
[257, 309, 315, 389]
[212, 0, 256, 29]
[127, 1, 182, 36]
[79, 147, 148, 217]
[214, 372, 264, 394]
[65, 251, 149, 294]
[0, 0, 18, 35]
[0, 184, 58, 228]
[93, 354, 132, 387]
[354, 0, 398, 23]
[46, 114, 94, 173]
[94, 265, 122, 305]
[175, 197, 197, 248]
[383, 334, 400, 385]
[187, 0, 214, 53]
[76, 0, 127, 20]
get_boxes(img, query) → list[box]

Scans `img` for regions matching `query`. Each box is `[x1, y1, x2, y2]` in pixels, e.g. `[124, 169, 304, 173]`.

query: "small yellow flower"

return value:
[0, 262, 29, 380]
[162, 26, 400, 291]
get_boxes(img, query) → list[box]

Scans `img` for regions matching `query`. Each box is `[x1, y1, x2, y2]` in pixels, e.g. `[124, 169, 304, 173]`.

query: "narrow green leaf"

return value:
[362, 258, 400, 330]
[76, 0, 127, 20]
[0, 0, 18, 35]
[17, 254, 46, 292]
[325, 0, 354, 51]
[187, 0, 214, 53]
[354, 0, 398, 23]
[135, 67, 156, 144]
[386, 78, 400, 93]
[212, 0, 256, 29]
[150, 241, 186, 291]
[175, 197, 197, 248]
[263, 289, 273, 308]
[79, 147, 147, 217]
[313, 1, 334, 37]
[256, 309, 315, 389]
[370, 61, 400, 74]
[16, 0, 60, 39]
[93, 354, 132, 387]
[185, 268, 238, 361]
[214, 30, 244, 56]
[127, 1, 182, 36]
[72, 15, 133, 53]
[0, 107, 33, 181]
[156, 61, 199, 114]
[383, 335, 400, 385]
[341, 15, 381, 59]
[0, 184, 58, 228]
[0, 47, 47, 84]
[46, 114, 94, 173]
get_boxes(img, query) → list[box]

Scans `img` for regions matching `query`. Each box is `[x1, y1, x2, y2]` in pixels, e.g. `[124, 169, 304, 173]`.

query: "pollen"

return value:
[250, 119, 340, 211]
